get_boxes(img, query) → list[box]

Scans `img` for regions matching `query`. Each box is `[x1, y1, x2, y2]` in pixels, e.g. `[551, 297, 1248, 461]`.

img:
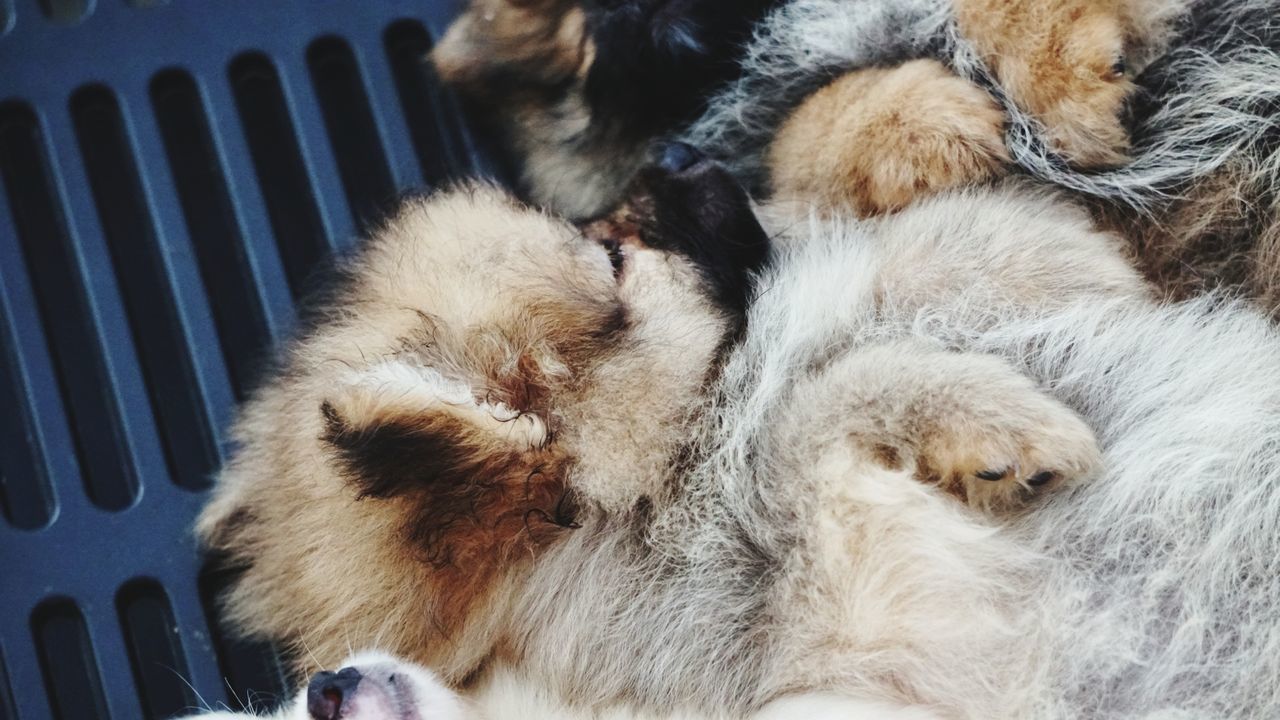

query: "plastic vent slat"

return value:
[356, 24, 429, 193]
[0, 291, 52, 530]
[149, 69, 273, 402]
[42, 99, 177, 512]
[0, 102, 129, 512]
[226, 52, 336, 303]
[307, 36, 399, 233]
[2, 1, 496, 715]
[384, 20, 471, 188]
[0, 179, 76, 532]
[36, 0, 87, 25]
[118, 580, 197, 719]
[32, 599, 114, 720]
[122, 75, 238, 441]
[269, 51, 360, 255]
[203, 61, 299, 347]
[70, 83, 222, 493]
[0, 647, 15, 720]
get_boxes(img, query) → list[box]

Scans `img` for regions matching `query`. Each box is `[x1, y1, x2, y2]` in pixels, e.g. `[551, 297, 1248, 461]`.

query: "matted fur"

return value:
[201, 170, 1280, 718]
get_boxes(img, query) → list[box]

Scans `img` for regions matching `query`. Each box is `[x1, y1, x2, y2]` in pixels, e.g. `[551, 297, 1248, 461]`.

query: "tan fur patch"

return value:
[431, 0, 589, 92]
[1098, 163, 1280, 318]
[871, 443, 904, 472]
[768, 60, 1009, 216]
[954, 0, 1135, 168]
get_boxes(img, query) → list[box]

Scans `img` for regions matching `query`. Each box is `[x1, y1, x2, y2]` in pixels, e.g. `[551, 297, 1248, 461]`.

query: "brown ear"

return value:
[430, 0, 587, 90]
[320, 362, 575, 566]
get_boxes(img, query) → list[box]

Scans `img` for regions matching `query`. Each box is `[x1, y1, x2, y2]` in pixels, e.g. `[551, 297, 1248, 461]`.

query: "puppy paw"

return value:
[954, 0, 1135, 169]
[918, 388, 1102, 511]
[769, 59, 1009, 216]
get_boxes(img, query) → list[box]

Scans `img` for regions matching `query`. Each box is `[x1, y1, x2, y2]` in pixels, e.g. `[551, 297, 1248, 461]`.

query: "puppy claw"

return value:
[1025, 470, 1057, 487]
[922, 391, 1101, 512]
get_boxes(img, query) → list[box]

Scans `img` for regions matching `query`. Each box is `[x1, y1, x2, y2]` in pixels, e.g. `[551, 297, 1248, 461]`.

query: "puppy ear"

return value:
[430, 0, 586, 89]
[320, 361, 550, 500]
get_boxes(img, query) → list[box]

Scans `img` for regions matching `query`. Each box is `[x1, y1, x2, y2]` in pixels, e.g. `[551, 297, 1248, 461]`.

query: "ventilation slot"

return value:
[151, 69, 272, 403]
[307, 36, 396, 231]
[384, 20, 468, 188]
[38, 0, 89, 24]
[198, 558, 287, 712]
[33, 599, 110, 720]
[0, 649, 16, 720]
[118, 580, 197, 719]
[0, 101, 136, 511]
[0, 327, 53, 529]
[228, 53, 329, 300]
[70, 84, 219, 492]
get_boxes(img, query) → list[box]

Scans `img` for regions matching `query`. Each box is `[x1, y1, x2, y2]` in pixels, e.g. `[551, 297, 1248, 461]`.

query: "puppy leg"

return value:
[953, 0, 1135, 168]
[768, 59, 1009, 216]
[791, 340, 1101, 511]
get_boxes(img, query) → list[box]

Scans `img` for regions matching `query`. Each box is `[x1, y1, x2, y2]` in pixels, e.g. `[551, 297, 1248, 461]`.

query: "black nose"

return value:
[656, 141, 704, 173]
[307, 667, 362, 720]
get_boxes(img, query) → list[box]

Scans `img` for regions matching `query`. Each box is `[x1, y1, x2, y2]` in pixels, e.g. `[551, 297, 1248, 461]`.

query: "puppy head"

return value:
[199, 167, 768, 676]
[431, 0, 590, 100]
[431, 0, 779, 219]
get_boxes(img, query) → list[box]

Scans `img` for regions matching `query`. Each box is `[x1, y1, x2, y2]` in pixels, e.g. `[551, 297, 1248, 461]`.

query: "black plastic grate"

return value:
[0, 1, 501, 717]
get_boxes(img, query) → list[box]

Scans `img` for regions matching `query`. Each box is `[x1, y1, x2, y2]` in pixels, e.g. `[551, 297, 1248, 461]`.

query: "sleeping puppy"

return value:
[200, 149, 1113, 717]
[206, 144, 1280, 718]
[435, 0, 1280, 314]
[431, 0, 1180, 219]
[431, 0, 782, 219]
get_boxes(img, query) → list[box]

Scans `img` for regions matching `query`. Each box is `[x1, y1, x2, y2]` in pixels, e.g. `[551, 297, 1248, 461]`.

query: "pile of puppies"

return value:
[193, 0, 1280, 718]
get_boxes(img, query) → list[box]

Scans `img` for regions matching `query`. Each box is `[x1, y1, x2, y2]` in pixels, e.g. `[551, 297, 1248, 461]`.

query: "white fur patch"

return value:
[341, 361, 548, 451]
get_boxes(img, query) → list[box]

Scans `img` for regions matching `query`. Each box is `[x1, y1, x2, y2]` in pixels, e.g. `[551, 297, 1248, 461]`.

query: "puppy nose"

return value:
[307, 667, 362, 720]
[656, 141, 704, 173]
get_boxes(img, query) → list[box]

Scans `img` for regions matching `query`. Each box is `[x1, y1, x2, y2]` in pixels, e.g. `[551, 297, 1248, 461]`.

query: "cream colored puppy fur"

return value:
[201, 174, 1280, 718]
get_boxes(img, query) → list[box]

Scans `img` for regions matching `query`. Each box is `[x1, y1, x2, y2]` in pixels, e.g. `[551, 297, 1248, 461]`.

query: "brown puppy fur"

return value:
[1101, 165, 1280, 317]
[953, 0, 1137, 168]
[769, 59, 1010, 217]
[431, 0, 641, 220]
[199, 183, 742, 678]
[430, 0, 1159, 220]
[431, 0, 589, 93]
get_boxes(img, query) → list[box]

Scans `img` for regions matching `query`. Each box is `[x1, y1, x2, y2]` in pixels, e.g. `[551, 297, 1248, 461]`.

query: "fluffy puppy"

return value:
[431, 0, 1167, 219]
[435, 0, 1280, 313]
[431, 0, 781, 219]
[200, 156, 771, 686]
[205, 148, 1280, 718]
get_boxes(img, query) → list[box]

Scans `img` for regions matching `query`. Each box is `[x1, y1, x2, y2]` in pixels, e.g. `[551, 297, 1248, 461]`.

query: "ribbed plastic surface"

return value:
[0, 1, 498, 717]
